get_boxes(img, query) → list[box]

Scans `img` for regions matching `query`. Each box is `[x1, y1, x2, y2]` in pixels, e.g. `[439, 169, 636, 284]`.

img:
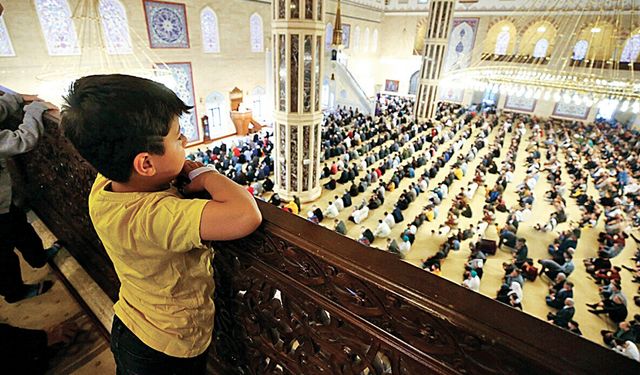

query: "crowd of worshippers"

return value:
[186, 132, 275, 196]
[303, 97, 640, 358]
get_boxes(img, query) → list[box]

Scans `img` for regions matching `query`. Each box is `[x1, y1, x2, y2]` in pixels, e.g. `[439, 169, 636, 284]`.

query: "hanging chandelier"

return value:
[440, 0, 640, 114]
[35, 0, 175, 101]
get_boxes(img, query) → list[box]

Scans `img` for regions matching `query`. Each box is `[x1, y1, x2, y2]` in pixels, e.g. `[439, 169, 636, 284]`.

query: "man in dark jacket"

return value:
[548, 298, 575, 328]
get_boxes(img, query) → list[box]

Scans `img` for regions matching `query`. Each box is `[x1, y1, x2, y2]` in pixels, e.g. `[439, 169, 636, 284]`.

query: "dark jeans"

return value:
[0, 204, 46, 301]
[110, 315, 209, 375]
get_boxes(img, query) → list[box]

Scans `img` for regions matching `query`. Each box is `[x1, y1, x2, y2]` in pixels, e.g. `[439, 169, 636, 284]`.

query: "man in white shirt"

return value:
[462, 270, 480, 292]
[614, 340, 640, 362]
[324, 203, 339, 219]
[384, 212, 396, 228]
[333, 196, 344, 211]
[374, 220, 391, 238]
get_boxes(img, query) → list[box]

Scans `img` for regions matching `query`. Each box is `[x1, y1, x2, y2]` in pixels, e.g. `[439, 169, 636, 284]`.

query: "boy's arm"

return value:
[183, 161, 262, 241]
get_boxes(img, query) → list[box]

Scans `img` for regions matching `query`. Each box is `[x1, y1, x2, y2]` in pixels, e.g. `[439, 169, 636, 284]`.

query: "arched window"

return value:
[409, 70, 420, 95]
[251, 86, 266, 120]
[494, 30, 510, 55]
[201, 7, 220, 53]
[364, 27, 370, 51]
[98, 0, 132, 55]
[0, 15, 15, 56]
[325, 23, 333, 47]
[372, 29, 378, 52]
[35, 0, 79, 55]
[353, 26, 360, 50]
[532, 38, 549, 58]
[621, 34, 640, 63]
[572, 40, 588, 60]
[205, 91, 227, 129]
[250, 13, 263, 52]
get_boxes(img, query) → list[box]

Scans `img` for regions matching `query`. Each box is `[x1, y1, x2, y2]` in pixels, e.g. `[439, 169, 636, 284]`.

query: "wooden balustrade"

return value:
[7, 107, 638, 374]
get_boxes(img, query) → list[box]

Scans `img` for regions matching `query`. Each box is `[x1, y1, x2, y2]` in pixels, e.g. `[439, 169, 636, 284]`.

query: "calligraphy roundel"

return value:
[144, 1, 190, 48]
[152, 8, 183, 43]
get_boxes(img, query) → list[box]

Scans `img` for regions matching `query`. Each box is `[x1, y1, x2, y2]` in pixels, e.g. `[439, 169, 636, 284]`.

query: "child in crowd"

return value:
[61, 75, 262, 374]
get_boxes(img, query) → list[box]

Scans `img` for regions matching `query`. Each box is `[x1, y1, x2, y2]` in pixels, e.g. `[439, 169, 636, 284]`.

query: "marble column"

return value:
[272, 0, 324, 202]
[415, 0, 457, 122]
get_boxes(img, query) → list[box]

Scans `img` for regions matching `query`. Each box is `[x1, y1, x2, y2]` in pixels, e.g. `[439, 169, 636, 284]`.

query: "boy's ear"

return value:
[132, 152, 157, 177]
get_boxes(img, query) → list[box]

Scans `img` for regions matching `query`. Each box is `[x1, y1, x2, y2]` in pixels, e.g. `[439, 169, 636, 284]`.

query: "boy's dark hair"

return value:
[61, 74, 192, 182]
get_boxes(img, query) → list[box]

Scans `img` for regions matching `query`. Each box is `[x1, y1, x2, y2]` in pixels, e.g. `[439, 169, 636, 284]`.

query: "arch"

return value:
[372, 29, 378, 52]
[532, 38, 549, 58]
[572, 40, 589, 61]
[519, 21, 556, 57]
[364, 27, 370, 52]
[325, 23, 333, 47]
[201, 7, 220, 53]
[98, 0, 132, 55]
[250, 13, 264, 52]
[409, 70, 420, 95]
[483, 20, 516, 55]
[414, 17, 429, 55]
[34, 0, 79, 55]
[353, 25, 360, 50]
[0, 15, 15, 56]
[620, 33, 640, 63]
[573, 22, 616, 61]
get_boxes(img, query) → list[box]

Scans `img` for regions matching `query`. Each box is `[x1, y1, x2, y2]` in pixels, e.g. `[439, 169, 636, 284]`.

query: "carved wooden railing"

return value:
[8, 108, 639, 374]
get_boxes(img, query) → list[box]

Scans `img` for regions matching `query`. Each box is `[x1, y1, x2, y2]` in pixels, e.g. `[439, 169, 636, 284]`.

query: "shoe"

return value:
[586, 303, 598, 308]
[44, 241, 63, 261]
[5, 280, 54, 303]
[588, 309, 598, 314]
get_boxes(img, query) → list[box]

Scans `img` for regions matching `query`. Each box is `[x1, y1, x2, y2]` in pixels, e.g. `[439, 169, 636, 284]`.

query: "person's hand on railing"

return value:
[20, 94, 43, 103]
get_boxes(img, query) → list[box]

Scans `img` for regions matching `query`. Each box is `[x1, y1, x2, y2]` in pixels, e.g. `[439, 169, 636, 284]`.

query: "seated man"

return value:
[546, 281, 573, 309]
[547, 298, 575, 328]
[373, 219, 391, 238]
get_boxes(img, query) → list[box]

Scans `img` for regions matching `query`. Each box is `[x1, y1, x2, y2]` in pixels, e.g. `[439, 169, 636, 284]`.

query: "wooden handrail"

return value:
[7, 107, 638, 374]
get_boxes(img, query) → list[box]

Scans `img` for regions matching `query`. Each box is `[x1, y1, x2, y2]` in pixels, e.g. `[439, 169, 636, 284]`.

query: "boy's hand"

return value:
[180, 159, 204, 179]
[182, 160, 217, 194]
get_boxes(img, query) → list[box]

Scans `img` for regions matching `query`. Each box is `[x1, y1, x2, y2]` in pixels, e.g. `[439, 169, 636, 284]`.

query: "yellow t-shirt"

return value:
[89, 174, 214, 358]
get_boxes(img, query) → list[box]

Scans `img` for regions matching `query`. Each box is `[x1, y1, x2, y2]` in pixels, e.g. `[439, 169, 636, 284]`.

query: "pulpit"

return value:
[229, 86, 262, 135]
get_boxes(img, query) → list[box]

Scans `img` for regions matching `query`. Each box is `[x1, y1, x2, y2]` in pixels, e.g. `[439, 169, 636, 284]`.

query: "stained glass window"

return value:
[621, 34, 640, 63]
[532, 38, 548, 58]
[250, 13, 263, 53]
[35, 0, 80, 55]
[98, 0, 132, 55]
[372, 29, 378, 52]
[325, 23, 333, 47]
[494, 30, 510, 55]
[572, 40, 588, 61]
[353, 26, 360, 50]
[0, 15, 15, 57]
[364, 27, 370, 51]
[201, 7, 220, 53]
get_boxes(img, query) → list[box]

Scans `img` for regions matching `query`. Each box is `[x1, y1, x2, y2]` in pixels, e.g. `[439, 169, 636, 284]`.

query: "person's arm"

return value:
[183, 161, 262, 241]
[0, 99, 55, 158]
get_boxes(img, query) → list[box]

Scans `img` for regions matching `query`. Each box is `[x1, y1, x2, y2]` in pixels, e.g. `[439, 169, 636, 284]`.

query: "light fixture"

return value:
[502, 26, 510, 31]
[537, 26, 546, 33]
[591, 27, 602, 33]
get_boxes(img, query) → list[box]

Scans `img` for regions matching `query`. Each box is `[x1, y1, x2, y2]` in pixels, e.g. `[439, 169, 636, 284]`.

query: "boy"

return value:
[61, 75, 261, 374]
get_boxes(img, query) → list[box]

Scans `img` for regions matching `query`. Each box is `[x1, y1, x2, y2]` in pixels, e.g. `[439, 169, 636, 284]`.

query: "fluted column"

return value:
[272, 0, 324, 202]
[415, 0, 457, 122]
